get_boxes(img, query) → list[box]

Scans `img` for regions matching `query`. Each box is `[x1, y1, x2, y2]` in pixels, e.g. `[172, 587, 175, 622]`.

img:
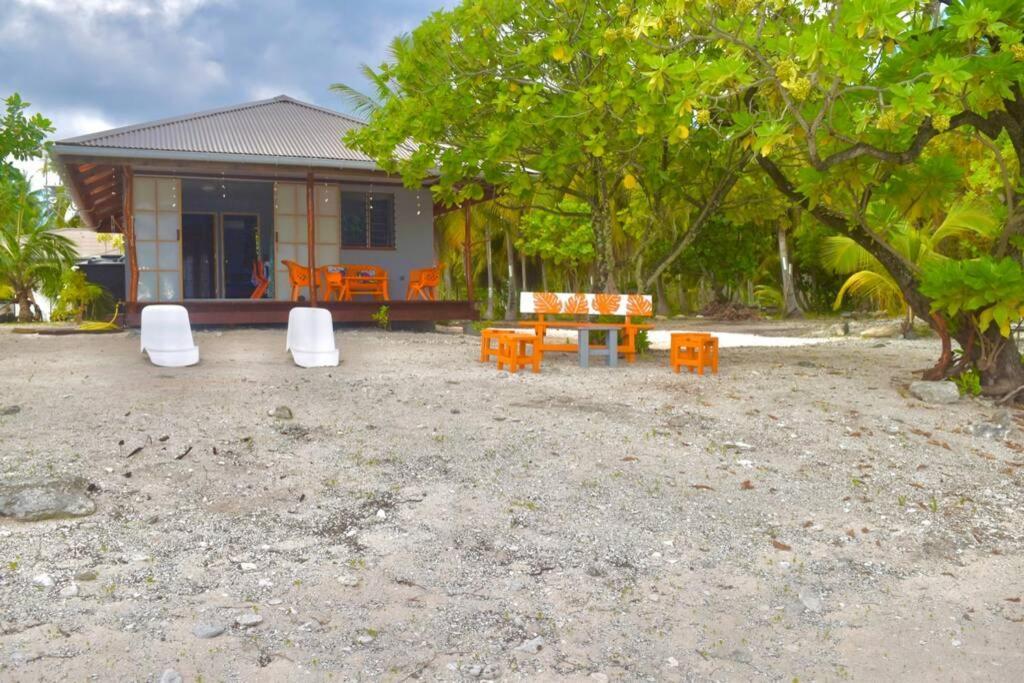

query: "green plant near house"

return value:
[371, 305, 390, 330]
[50, 269, 112, 323]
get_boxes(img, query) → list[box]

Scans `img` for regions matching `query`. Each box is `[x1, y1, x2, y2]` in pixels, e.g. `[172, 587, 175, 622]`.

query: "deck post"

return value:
[306, 171, 318, 306]
[122, 165, 138, 303]
[463, 203, 474, 304]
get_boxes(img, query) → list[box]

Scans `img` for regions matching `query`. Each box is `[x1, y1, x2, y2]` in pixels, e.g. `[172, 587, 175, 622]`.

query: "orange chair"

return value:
[406, 264, 443, 301]
[282, 260, 312, 301]
[250, 260, 269, 300]
[315, 266, 348, 302]
[670, 333, 719, 375]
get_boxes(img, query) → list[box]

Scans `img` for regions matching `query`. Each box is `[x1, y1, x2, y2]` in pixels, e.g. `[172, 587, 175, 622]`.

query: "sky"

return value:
[0, 0, 449, 146]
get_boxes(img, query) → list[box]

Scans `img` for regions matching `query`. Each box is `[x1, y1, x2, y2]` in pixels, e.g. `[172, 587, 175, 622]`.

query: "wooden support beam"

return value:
[83, 169, 116, 186]
[306, 171, 318, 307]
[122, 166, 138, 303]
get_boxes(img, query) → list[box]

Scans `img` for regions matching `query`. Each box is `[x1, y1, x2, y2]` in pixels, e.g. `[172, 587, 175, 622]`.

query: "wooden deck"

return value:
[124, 299, 476, 326]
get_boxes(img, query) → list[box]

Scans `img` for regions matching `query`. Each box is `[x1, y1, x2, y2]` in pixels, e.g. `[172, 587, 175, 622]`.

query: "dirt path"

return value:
[0, 327, 1022, 681]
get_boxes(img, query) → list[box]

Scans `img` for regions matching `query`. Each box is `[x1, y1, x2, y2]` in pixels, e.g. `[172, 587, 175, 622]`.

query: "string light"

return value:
[368, 184, 374, 213]
[416, 189, 422, 216]
[220, 171, 226, 199]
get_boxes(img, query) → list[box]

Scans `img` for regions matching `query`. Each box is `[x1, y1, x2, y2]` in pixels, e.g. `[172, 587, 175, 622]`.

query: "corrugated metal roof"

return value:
[56, 95, 399, 164]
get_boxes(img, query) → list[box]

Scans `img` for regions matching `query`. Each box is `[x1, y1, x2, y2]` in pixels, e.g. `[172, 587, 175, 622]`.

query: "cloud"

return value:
[1, 0, 449, 147]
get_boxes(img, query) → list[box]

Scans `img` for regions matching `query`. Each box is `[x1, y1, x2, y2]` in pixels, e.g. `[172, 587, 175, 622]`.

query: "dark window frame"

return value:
[341, 191, 396, 250]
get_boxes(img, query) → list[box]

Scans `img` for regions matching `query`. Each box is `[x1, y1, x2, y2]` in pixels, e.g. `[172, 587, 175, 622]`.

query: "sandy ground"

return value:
[0, 323, 1023, 682]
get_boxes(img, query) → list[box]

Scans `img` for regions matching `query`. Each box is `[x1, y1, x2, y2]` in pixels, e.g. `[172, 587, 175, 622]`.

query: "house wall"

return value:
[128, 173, 435, 302]
[339, 182, 436, 298]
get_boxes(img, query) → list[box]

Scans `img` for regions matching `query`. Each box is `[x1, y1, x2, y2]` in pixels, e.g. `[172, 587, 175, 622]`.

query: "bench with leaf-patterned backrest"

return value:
[517, 291, 654, 363]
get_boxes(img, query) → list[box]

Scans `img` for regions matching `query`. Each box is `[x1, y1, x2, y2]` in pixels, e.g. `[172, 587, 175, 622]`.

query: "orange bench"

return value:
[670, 333, 719, 375]
[515, 292, 654, 364]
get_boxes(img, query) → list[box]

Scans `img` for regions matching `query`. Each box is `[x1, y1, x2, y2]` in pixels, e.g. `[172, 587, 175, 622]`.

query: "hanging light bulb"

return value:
[416, 189, 422, 216]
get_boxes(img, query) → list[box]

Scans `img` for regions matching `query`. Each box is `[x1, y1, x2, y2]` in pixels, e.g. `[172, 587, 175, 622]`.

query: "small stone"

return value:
[235, 613, 263, 628]
[258, 578, 274, 588]
[59, 583, 79, 598]
[158, 435, 170, 442]
[193, 623, 225, 639]
[482, 664, 501, 678]
[269, 406, 293, 420]
[909, 381, 960, 405]
[723, 441, 755, 451]
[515, 636, 544, 654]
[74, 569, 98, 582]
[376, 509, 387, 520]
[971, 411, 1013, 440]
[159, 670, 182, 683]
[337, 574, 360, 587]
[32, 574, 54, 588]
[590, 674, 609, 682]
[0, 405, 21, 416]
[239, 562, 257, 572]
[666, 657, 679, 668]
[356, 633, 375, 645]
[798, 588, 822, 613]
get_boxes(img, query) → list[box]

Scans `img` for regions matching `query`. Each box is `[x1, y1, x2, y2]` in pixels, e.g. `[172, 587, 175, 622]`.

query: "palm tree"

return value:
[0, 183, 77, 322]
[821, 203, 1000, 328]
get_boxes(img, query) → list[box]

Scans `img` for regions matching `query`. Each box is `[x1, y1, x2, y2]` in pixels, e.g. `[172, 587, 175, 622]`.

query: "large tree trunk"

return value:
[484, 220, 494, 320]
[777, 219, 802, 317]
[655, 277, 670, 316]
[955, 326, 1024, 397]
[592, 205, 617, 293]
[16, 289, 33, 323]
[504, 229, 518, 321]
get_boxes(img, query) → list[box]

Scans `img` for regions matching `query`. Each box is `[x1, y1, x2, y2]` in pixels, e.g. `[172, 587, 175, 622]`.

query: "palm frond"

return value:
[329, 82, 381, 119]
[833, 270, 904, 314]
[819, 235, 883, 275]
[931, 203, 1001, 246]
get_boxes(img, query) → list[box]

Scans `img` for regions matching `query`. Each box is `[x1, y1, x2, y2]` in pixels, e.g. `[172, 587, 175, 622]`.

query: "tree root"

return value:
[997, 384, 1024, 405]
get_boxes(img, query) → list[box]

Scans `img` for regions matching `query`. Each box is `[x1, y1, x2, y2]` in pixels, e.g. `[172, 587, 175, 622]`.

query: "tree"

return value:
[0, 180, 78, 322]
[687, 0, 1024, 395]
[343, 1, 752, 293]
[1, 93, 53, 177]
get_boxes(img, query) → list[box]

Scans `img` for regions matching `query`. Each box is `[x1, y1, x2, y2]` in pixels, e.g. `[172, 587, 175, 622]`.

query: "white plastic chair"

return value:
[140, 305, 199, 367]
[286, 307, 339, 368]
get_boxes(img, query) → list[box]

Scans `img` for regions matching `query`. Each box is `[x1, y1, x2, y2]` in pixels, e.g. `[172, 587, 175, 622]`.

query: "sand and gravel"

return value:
[0, 322, 1022, 681]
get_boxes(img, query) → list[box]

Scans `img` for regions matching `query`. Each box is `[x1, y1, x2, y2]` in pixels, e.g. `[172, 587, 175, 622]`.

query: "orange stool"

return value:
[670, 333, 719, 375]
[496, 333, 541, 374]
[480, 328, 519, 362]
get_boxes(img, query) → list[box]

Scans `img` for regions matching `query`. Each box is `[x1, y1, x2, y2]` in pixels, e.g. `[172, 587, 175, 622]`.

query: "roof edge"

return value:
[51, 144, 384, 171]
[56, 95, 366, 146]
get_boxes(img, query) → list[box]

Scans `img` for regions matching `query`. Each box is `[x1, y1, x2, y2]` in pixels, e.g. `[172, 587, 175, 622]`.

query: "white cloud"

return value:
[12, 0, 225, 27]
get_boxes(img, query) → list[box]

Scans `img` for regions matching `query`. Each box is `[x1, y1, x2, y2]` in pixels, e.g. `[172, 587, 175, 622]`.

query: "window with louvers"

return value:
[341, 192, 395, 249]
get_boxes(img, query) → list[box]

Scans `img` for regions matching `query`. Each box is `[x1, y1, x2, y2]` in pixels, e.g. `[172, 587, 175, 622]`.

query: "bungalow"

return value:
[50, 95, 477, 325]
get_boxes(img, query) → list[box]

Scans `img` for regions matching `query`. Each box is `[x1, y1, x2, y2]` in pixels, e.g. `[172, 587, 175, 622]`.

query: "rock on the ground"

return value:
[159, 670, 182, 683]
[515, 636, 544, 654]
[31, 574, 54, 588]
[59, 583, 79, 598]
[909, 381, 960, 405]
[0, 405, 20, 416]
[971, 410, 1013, 440]
[798, 588, 822, 613]
[193, 623, 226, 639]
[861, 324, 901, 339]
[74, 569, 98, 581]
[235, 613, 263, 628]
[269, 406, 293, 420]
[0, 477, 96, 521]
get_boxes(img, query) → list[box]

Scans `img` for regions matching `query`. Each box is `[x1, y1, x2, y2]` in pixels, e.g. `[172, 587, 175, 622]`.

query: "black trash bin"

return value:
[76, 255, 126, 301]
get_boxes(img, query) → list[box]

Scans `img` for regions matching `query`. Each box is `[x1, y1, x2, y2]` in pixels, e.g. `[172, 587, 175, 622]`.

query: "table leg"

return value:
[608, 329, 619, 367]
[578, 329, 589, 368]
